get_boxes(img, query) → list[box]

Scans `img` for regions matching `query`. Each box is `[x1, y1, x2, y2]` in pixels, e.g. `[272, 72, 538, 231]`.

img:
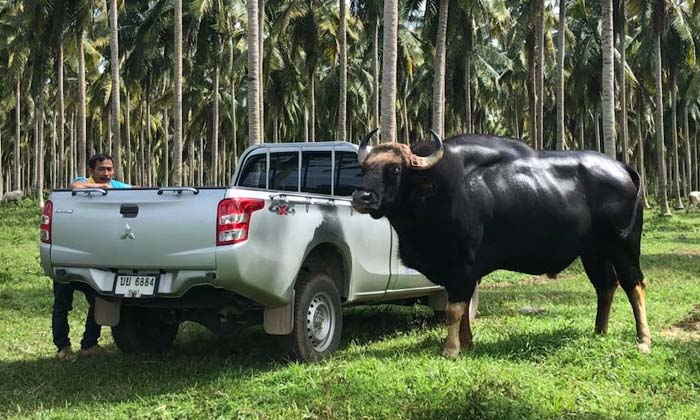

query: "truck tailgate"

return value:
[50, 188, 225, 269]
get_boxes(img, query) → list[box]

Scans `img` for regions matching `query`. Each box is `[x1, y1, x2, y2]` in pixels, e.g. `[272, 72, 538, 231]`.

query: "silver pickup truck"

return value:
[40, 141, 476, 361]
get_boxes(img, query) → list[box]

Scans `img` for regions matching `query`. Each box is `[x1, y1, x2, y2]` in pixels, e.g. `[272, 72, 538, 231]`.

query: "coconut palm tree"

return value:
[431, 0, 449, 138]
[601, 0, 616, 159]
[173, 0, 184, 185]
[248, 0, 262, 145]
[338, 0, 347, 140]
[108, 0, 122, 177]
[556, 0, 566, 150]
[381, 0, 398, 142]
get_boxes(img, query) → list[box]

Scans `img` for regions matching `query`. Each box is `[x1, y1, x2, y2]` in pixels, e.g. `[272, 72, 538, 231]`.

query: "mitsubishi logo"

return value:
[120, 223, 136, 240]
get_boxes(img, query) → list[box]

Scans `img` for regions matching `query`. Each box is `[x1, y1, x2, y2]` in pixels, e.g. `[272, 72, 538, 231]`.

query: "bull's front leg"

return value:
[442, 301, 467, 360]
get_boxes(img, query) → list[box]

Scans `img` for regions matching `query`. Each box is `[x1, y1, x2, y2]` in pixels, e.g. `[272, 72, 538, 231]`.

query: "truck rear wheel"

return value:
[288, 272, 342, 361]
[111, 307, 179, 354]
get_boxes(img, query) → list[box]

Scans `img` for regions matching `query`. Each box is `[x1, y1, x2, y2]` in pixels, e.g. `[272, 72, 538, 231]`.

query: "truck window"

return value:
[302, 151, 332, 195]
[334, 152, 362, 196]
[269, 152, 299, 191]
[238, 154, 267, 189]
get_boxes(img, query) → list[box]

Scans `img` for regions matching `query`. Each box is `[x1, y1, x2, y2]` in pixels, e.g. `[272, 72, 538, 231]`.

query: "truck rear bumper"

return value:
[50, 266, 219, 298]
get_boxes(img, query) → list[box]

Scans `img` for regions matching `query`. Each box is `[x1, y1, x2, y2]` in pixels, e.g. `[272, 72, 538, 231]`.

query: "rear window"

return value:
[269, 153, 299, 191]
[301, 151, 332, 195]
[238, 155, 267, 188]
[335, 152, 362, 196]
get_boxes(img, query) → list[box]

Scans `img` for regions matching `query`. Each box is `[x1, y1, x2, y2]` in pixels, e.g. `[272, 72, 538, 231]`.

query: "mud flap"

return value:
[95, 297, 121, 326]
[263, 291, 295, 335]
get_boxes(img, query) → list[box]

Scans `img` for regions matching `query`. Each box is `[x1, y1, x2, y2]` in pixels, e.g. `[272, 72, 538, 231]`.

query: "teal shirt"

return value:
[73, 177, 131, 188]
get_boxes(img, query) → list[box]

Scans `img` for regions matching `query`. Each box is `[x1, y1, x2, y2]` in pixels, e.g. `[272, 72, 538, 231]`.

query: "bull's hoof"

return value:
[460, 341, 473, 350]
[637, 342, 651, 354]
[441, 346, 460, 360]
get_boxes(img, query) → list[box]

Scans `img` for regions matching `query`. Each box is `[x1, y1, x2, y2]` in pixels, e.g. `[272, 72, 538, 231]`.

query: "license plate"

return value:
[114, 274, 158, 297]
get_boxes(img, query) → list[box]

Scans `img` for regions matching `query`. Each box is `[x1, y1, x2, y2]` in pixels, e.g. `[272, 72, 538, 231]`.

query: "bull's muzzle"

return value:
[351, 190, 377, 213]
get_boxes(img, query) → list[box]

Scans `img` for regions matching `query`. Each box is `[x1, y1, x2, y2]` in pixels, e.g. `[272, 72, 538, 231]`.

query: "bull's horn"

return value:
[411, 129, 444, 170]
[358, 128, 379, 165]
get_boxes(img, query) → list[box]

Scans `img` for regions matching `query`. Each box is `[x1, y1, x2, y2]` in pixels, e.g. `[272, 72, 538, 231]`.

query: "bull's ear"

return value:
[409, 175, 437, 200]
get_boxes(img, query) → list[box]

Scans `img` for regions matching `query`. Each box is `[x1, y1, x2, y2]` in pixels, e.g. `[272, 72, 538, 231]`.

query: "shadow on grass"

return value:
[0, 324, 283, 414]
[354, 323, 583, 363]
[643, 253, 700, 276]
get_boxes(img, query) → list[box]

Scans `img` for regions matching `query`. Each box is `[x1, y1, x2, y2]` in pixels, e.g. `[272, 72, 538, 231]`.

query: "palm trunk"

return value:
[556, 0, 565, 151]
[338, 0, 347, 140]
[371, 16, 380, 129]
[173, 0, 184, 185]
[58, 42, 65, 187]
[14, 78, 20, 190]
[579, 112, 584, 150]
[380, 0, 399, 142]
[536, 0, 545, 150]
[527, 33, 537, 147]
[601, 0, 616, 159]
[595, 111, 601, 152]
[163, 105, 169, 185]
[431, 0, 449, 138]
[51, 113, 57, 189]
[0, 128, 3, 197]
[683, 104, 691, 202]
[463, 17, 473, 134]
[654, 30, 671, 215]
[212, 63, 220, 185]
[109, 0, 122, 176]
[247, 0, 262, 145]
[618, 1, 629, 164]
[37, 102, 45, 207]
[308, 70, 315, 142]
[70, 112, 75, 182]
[670, 71, 683, 209]
[258, 0, 264, 139]
[77, 29, 87, 176]
[125, 92, 131, 184]
[231, 56, 238, 174]
[637, 96, 650, 209]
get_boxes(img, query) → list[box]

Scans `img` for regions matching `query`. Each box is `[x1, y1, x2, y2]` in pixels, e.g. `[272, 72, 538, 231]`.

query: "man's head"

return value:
[88, 154, 115, 183]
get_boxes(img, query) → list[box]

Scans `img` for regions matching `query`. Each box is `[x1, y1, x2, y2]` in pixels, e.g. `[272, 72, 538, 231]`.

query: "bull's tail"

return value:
[620, 167, 643, 239]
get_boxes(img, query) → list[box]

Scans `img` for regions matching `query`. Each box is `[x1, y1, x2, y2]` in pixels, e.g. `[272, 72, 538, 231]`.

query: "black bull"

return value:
[351, 130, 650, 359]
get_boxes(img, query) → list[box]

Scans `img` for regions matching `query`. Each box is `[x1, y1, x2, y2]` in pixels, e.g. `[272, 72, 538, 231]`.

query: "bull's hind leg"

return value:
[581, 253, 619, 335]
[621, 281, 651, 353]
[612, 252, 652, 353]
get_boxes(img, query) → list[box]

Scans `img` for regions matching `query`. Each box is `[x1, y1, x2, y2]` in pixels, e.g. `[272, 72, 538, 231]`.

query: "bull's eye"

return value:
[391, 166, 401, 176]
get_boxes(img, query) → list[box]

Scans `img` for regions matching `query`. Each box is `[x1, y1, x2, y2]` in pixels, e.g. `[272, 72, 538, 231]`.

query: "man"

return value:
[70, 153, 131, 189]
[54, 154, 131, 360]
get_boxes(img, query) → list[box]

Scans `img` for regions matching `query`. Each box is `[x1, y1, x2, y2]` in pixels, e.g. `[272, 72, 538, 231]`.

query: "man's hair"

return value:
[88, 154, 113, 169]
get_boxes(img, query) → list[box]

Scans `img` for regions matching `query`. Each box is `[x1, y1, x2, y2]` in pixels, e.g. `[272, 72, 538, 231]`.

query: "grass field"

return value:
[1, 199, 699, 419]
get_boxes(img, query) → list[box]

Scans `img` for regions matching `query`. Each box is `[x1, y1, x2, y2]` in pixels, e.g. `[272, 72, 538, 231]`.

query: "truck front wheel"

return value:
[288, 272, 342, 361]
[111, 307, 179, 354]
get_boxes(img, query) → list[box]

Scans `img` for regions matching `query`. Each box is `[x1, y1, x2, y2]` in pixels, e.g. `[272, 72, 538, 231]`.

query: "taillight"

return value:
[216, 198, 265, 246]
[40, 200, 53, 244]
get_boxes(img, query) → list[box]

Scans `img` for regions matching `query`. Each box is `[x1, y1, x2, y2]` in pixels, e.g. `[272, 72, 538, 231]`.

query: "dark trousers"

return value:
[52, 282, 101, 351]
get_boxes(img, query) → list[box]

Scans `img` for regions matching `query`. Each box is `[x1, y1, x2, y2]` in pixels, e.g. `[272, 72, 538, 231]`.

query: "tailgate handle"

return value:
[120, 204, 139, 218]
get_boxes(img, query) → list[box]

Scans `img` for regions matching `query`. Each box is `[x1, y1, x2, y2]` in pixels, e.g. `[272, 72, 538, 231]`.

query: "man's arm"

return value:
[70, 177, 111, 189]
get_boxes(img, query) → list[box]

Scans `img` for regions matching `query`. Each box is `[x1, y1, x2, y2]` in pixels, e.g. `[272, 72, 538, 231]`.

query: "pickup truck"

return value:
[40, 141, 477, 361]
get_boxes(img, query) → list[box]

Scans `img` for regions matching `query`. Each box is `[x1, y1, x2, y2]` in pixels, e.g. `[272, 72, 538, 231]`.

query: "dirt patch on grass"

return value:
[482, 273, 576, 289]
[677, 249, 700, 257]
[660, 305, 700, 342]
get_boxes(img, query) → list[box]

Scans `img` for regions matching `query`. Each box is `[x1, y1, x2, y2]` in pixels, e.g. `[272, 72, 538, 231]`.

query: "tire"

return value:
[111, 306, 179, 354]
[287, 272, 342, 361]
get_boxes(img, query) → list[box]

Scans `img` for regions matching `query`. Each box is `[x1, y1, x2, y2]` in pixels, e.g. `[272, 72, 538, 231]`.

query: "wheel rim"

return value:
[305, 291, 335, 352]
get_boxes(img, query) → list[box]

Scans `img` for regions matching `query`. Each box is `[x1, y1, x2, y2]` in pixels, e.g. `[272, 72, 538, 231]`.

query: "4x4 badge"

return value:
[120, 223, 136, 240]
[269, 204, 295, 215]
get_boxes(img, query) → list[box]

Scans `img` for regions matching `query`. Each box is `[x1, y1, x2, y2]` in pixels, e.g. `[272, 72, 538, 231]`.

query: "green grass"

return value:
[1, 199, 699, 419]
